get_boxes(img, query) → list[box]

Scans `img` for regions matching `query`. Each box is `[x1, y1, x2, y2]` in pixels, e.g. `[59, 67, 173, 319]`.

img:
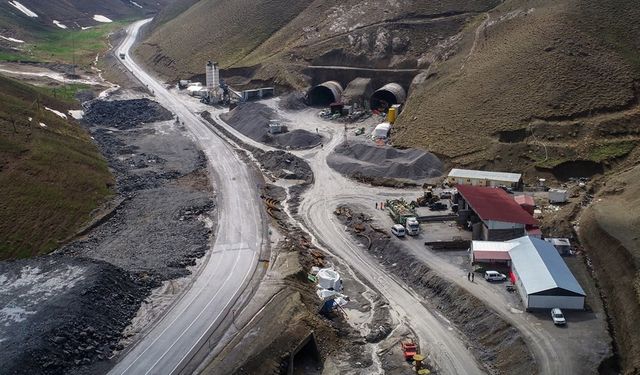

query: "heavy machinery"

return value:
[387, 199, 417, 225]
[401, 339, 418, 361]
[416, 188, 439, 207]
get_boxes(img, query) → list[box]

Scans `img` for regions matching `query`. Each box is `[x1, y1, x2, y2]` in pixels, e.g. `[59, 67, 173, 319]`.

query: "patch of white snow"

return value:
[52, 20, 67, 29]
[39, 122, 46, 128]
[68, 110, 83, 119]
[130, 1, 143, 8]
[0, 35, 24, 43]
[8, 1, 37, 18]
[44, 106, 67, 119]
[81, 26, 92, 30]
[93, 14, 113, 23]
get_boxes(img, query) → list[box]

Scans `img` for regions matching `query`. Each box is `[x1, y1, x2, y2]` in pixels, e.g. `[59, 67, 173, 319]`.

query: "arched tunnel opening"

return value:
[308, 86, 336, 106]
[370, 83, 406, 111]
[307, 81, 343, 107]
[370, 90, 399, 111]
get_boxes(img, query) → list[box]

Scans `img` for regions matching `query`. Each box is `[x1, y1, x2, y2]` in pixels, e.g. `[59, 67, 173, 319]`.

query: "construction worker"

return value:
[375, 202, 378, 209]
[471, 273, 475, 282]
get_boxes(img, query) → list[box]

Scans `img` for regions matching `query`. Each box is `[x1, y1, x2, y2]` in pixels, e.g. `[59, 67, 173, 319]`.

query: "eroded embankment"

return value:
[0, 256, 149, 375]
[579, 208, 640, 374]
[334, 206, 537, 375]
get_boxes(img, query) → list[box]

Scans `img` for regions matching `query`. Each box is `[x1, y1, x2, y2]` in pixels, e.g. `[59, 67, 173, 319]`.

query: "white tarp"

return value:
[317, 268, 342, 291]
[372, 122, 391, 139]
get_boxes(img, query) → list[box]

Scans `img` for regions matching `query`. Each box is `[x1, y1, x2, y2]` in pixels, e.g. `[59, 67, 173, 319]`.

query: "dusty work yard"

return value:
[362, 196, 613, 374]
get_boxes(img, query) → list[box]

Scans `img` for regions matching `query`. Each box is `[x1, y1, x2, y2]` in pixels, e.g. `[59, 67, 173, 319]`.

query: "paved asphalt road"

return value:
[108, 19, 265, 375]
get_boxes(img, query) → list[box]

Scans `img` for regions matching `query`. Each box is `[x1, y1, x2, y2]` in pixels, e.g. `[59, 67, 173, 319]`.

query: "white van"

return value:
[484, 270, 507, 282]
[391, 224, 406, 237]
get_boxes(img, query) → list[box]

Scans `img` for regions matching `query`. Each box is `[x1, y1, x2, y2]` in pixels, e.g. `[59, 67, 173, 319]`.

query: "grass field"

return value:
[0, 75, 113, 259]
[1, 21, 128, 67]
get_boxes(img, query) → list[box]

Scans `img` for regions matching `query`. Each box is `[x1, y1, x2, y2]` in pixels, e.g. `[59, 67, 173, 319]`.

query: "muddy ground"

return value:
[334, 205, 537, 375]
[221, 102, 322, 150]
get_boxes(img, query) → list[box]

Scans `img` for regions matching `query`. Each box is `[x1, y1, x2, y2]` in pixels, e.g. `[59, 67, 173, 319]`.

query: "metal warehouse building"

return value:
[509, 236, 585, 310]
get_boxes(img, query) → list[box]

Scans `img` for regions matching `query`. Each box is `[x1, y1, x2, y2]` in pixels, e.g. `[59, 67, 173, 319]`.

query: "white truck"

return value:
[405, 217, 420, 236]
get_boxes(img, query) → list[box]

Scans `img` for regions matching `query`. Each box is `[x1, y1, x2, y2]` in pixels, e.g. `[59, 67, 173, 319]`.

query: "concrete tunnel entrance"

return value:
[307, 81, 343, 106]
[370, 83, 406, 111]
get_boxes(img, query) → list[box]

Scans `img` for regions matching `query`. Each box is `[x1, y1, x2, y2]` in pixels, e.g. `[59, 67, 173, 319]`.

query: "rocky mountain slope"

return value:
[135, 0, 500, 87]
[0, 75, 112, 259]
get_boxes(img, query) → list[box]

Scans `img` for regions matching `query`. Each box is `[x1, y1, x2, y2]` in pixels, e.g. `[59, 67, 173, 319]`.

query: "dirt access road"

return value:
[209, 98, 605, 374]
[207, 105, 483, 373]
[108, 19, 267, 375]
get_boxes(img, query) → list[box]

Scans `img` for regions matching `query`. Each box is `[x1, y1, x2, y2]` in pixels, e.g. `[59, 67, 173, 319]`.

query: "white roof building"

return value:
[448, 168, 522, 188]
[509, 236, 585, 310]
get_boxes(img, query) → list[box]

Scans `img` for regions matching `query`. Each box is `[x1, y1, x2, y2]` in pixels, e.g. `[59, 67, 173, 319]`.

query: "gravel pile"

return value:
[222, 102, 321, 149]
[63, 114, 215, 283]
[260, 150, 313, 182]
[278, 92, 307, 110]
[0, 256, 149, 375]
[327, 141, 443, 182]
[84, 99, 173, 129]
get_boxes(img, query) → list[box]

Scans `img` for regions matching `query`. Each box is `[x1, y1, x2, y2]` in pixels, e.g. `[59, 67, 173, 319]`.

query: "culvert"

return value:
[370, 83, 406, 111]
[307, 81, 343, 106]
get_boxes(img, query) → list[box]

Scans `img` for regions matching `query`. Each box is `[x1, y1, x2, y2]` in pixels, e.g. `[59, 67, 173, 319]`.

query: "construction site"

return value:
[1, 1, 639, 375]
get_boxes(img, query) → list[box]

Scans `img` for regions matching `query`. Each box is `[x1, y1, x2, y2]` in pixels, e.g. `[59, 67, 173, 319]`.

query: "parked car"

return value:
[551, 308, 566, 325]
[429, 202, 447, 211]
[484, 270, 507, 282]
[391, 224, 406, 238]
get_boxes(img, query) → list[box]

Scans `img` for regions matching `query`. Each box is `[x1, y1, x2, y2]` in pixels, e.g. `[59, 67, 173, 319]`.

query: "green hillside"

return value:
[0, 75, 113, 259]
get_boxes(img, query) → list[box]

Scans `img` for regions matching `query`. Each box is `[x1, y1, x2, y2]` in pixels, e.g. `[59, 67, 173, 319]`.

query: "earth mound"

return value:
[327, 142, 443, 182]
[84, 99, 173, 129]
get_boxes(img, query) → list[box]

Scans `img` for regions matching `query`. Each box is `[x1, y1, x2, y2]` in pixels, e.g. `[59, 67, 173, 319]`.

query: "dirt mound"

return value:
[278, 92, 307, 110]
[222, 102, 321, 149]
[84, 99, 173, 129]
[335, 206, 537, 375]
[327, 142, 443, 182]
[0, 255, 149, 375]
[260, 150, 313, 182]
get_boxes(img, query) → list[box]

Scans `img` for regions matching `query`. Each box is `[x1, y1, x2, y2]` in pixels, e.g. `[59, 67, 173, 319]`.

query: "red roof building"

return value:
[456, 185, 538, 241]
[514, 194, 535, 215]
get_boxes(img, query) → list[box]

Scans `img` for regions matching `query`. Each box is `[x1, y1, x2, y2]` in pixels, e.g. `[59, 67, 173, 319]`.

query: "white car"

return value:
[551, 308, 566, 325]
[484, 270, 507, 282]
[391, 224, 406, 237]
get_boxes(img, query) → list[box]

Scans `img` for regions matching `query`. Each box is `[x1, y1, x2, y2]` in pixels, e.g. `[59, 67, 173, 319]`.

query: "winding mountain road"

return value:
[108, 19, 266, 375]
